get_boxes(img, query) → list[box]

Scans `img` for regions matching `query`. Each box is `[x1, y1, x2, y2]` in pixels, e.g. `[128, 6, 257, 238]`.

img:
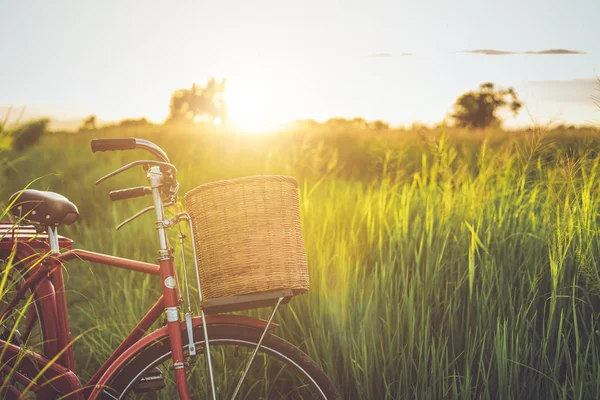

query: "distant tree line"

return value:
[6, 78, 529, 151]
[78, 116, 153, 131]
[74, 78, 525, 133]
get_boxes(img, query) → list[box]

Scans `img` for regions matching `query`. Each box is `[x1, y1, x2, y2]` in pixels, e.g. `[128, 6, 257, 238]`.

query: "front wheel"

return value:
[103, 325, 341, 399]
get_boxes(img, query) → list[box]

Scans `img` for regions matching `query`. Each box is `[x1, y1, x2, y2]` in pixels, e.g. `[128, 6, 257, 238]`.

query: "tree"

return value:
[371, 120, 390, 130]
[167, 78, 228, 125]
[451, 82, 522, 129]
[80, 115, 97, 131]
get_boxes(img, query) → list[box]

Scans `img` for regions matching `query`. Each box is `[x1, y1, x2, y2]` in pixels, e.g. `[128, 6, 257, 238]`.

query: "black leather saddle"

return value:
[9, 190, 79, 226]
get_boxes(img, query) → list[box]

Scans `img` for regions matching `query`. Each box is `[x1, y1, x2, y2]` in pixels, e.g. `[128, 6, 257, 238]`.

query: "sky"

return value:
[1, 0, 599, 130]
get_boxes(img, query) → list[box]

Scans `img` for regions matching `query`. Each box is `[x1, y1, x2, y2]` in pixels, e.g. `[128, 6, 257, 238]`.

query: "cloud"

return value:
[523, 49, 587, 55]
[365, 52, 412, 58]
[367, 49, 586, 58]
[461, 48, 586, 56]
[522, 78, 598, 104]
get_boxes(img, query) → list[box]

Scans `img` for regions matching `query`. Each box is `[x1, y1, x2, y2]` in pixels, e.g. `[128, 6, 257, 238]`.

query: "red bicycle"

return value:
[0, 138, 340, 399]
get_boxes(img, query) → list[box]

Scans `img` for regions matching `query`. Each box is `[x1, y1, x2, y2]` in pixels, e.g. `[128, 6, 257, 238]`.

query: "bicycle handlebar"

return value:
[91, 138, 177, 229]
[91, 138, 137, 152]
[109, 186, 152, 201]
[90, 138, 170, 162]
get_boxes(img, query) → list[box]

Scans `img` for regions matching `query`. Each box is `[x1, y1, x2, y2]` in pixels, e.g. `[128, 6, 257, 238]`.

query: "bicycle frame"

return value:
[0, 227, 278, 399]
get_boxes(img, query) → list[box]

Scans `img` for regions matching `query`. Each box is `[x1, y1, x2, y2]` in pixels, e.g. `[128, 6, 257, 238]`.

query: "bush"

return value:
[11, 119, 48, 151]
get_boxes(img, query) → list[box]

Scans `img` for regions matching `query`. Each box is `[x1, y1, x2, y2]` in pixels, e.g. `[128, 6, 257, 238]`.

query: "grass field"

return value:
[3, 123, 600, 399]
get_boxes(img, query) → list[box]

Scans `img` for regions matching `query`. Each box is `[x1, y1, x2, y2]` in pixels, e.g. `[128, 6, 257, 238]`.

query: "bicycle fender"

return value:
[88, 315, 279, 400]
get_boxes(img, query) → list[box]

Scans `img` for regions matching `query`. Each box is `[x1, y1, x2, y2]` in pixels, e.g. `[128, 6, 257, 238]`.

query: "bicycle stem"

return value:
[147, 166, 169, 251]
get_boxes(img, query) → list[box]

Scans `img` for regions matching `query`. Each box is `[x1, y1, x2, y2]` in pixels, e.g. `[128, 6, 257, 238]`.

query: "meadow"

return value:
[2, 122, 600, 399]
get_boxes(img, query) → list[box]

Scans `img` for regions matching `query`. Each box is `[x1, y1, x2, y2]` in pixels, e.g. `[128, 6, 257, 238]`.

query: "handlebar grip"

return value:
[109, 187, 151, 201]
[91, 138, 137, 152]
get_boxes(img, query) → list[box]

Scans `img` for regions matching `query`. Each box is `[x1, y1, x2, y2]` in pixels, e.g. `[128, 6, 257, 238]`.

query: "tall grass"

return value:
[2, 125, 600, 398]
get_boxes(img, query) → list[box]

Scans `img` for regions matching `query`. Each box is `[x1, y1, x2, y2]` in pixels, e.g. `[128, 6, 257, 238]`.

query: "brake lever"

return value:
[115, 202, 175, 230]
[96, 160, 177, 186]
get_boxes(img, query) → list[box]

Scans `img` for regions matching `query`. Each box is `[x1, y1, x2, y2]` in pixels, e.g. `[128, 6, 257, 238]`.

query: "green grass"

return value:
[3, 124, 600, 398]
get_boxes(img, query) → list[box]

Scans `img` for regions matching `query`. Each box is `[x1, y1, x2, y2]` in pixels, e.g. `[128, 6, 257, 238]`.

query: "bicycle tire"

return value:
[102, 325, 342, 399]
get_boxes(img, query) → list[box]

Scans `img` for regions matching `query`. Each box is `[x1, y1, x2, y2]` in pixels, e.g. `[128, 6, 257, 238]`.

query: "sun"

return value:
[224, 79, 297, 134]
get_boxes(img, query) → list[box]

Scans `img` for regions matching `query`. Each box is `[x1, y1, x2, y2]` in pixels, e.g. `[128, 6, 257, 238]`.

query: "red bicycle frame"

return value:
[0, 223, 277, 399]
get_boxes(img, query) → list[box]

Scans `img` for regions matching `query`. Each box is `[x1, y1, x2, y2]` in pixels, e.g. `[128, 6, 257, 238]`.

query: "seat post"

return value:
[47, 225, 60, 254]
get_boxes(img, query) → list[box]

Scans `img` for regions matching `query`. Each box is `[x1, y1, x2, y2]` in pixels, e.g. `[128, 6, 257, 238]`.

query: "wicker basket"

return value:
[184, 175, 309, 313]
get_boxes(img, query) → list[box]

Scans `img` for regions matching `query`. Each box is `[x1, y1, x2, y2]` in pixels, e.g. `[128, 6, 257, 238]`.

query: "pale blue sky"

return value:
[1, 0, 599, 128]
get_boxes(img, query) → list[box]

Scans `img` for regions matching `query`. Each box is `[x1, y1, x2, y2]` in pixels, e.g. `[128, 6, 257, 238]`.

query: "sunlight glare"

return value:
[225, 78, 301, 134]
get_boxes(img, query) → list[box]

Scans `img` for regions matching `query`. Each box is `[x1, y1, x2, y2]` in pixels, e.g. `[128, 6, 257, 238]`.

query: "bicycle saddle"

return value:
[8, 189, 79, 226]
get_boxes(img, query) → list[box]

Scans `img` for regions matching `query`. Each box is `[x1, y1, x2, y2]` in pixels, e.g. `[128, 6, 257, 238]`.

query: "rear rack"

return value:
[0, 222, 73, 251]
